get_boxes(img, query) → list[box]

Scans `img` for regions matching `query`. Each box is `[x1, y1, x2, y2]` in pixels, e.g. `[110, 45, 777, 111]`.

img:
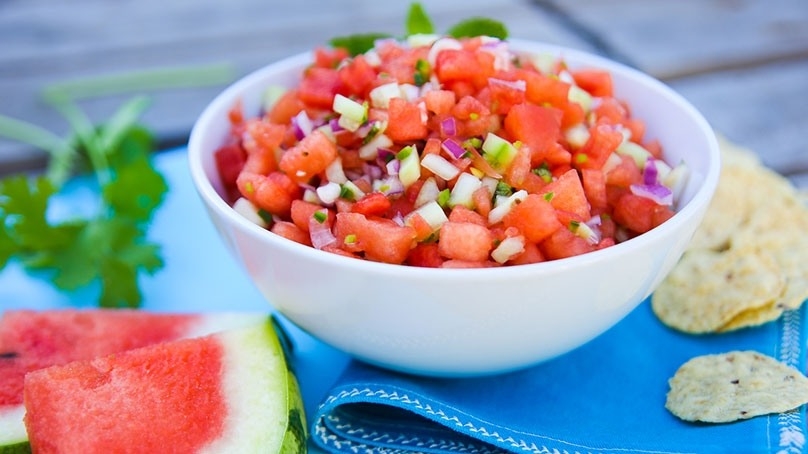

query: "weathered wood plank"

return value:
[537, 0, 808, 79]
[0, 0, 590, 175]
[668, 58, 808, 185]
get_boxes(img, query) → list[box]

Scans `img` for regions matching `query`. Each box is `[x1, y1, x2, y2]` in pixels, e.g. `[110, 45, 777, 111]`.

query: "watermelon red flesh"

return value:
[1, 310, 196, 408]
[25, 336, 226, 453]
[23, 321, 296, 453]
[0, 310, 267, 449]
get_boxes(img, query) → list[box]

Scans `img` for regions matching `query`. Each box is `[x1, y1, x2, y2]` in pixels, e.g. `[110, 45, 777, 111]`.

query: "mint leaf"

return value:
[330, 33, 392, 57]
[406, 2, 435, 35]
[447, 17, 509, 40]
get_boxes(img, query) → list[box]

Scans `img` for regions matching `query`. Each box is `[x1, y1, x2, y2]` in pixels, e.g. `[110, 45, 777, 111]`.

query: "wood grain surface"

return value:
[1, 0, 806, 187]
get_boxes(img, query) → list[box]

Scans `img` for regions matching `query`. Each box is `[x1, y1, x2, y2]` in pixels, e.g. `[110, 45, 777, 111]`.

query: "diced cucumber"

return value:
[405, 200, 448, 232]
[333, 94, 367, 132]
[448, 172, 482, 209]
[369, 82, 401, 109]
[481, 133, 518, 171]
[397, 145, 421, 188]
[487, 190, 528, 225]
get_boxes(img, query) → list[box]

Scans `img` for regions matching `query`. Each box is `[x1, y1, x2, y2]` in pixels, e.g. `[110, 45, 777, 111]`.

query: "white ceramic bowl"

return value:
[188, 39, 720, 376]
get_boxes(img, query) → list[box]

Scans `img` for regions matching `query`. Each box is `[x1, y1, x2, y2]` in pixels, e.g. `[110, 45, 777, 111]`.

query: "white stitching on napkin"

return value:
[317, 388, 606, 454]
[315, 414, 506, 453]
[776, 309, 806, 453]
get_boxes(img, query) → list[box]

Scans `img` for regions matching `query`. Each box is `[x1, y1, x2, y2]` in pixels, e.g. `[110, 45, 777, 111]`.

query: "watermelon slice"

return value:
[0, 309, 268, 452]
[22, 320, 305, 453]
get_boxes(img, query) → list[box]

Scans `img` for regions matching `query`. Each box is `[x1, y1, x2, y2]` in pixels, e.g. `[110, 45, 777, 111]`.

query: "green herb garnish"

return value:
[436, 189, 451, 208]
[0, 97, 168, 308]
[330, 3, 508, 56]
[448, 17, 509, 40]
[406, 2, 435, 35]
[329, 33, 393, 57]
[339, 184, 356, 201]
[313, 210, 328, 224]
[396, 146, 414, 161]
[495, 181, 513, 197]
[532, 163, 553, 183]
[414, 59, 431, 87]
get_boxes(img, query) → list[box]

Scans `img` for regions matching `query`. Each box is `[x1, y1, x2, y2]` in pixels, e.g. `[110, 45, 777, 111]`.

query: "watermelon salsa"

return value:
[213, 35, 689, 267]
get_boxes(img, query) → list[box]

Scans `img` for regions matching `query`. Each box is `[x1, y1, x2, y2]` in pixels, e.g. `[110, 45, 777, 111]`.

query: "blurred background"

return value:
[1, 0, 807, 187]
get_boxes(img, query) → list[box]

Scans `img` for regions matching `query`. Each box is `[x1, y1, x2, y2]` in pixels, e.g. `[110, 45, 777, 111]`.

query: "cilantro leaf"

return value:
[0, 97, 167, 308]
[448, 17, 509, 40]
[44, 218, 163, 308]
[105, 155, 168, 222]
[0, 176, 74, 251]
[406, 2, 435, 35]
[330, 33, 392, 57]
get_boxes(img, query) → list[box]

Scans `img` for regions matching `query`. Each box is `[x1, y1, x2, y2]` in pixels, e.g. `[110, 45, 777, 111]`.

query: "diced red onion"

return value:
[440, 117, 457, 137]
[374, 175, 404, 196]
[344, 170, 362, 181]
[488, 77, 526, 92]
[643, 158, 659, 186]
[329, 118, 344, 133]
[480, 38, 504, 49]
[391, 212, 405, 227]
[386, 159, 401, 176]
[363, 163, 383, 181]
[292, 111, 313, 140]
[309, 219, 337, 250]
[441, 138, 466, 160]
[356, 122, 375, 139]
[630, 183, 673, 206]
[377, 148, 396, 163]
[585, 215, 602, 228]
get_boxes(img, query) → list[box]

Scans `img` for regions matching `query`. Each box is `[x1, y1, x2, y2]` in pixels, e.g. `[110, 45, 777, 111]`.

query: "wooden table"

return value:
[2, 0, 807, 188]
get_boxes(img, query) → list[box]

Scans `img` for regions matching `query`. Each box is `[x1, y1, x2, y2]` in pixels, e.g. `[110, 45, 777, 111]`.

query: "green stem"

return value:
[0, 115, 66, 154]
[48, 98, 111, 188]
[41, 63, 236, 102]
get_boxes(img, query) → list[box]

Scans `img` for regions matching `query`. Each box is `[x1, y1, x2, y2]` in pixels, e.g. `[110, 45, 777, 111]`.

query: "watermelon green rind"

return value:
[0, 441, 30, 454]
[280, 375, 307, 454]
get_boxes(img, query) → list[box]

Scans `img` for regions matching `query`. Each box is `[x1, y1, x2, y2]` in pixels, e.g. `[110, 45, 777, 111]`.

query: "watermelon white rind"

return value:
[198, 319, 306, 452]
[0, 404, 29, 453]
[22, 319, 305, 453]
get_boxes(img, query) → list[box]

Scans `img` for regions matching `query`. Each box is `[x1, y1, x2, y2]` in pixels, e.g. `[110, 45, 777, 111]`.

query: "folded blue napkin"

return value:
[310, 300, 808, 453]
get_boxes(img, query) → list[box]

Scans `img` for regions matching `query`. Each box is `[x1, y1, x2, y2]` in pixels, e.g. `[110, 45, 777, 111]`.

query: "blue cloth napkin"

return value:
[310, 300, 808, 453]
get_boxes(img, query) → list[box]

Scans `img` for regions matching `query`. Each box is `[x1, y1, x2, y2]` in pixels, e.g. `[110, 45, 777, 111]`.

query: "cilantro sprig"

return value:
[329, 2, 509, 56]
[0, 96, 168, 308]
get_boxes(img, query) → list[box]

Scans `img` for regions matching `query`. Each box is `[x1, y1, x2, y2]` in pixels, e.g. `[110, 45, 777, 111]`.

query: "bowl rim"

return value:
[188, 39, 721, 283]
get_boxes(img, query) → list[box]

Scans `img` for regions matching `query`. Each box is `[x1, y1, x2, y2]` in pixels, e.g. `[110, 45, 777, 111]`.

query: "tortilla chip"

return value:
[656, 136, 808, 332]
[666, 351, 808, 423]
[651, 248, 784, 334]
